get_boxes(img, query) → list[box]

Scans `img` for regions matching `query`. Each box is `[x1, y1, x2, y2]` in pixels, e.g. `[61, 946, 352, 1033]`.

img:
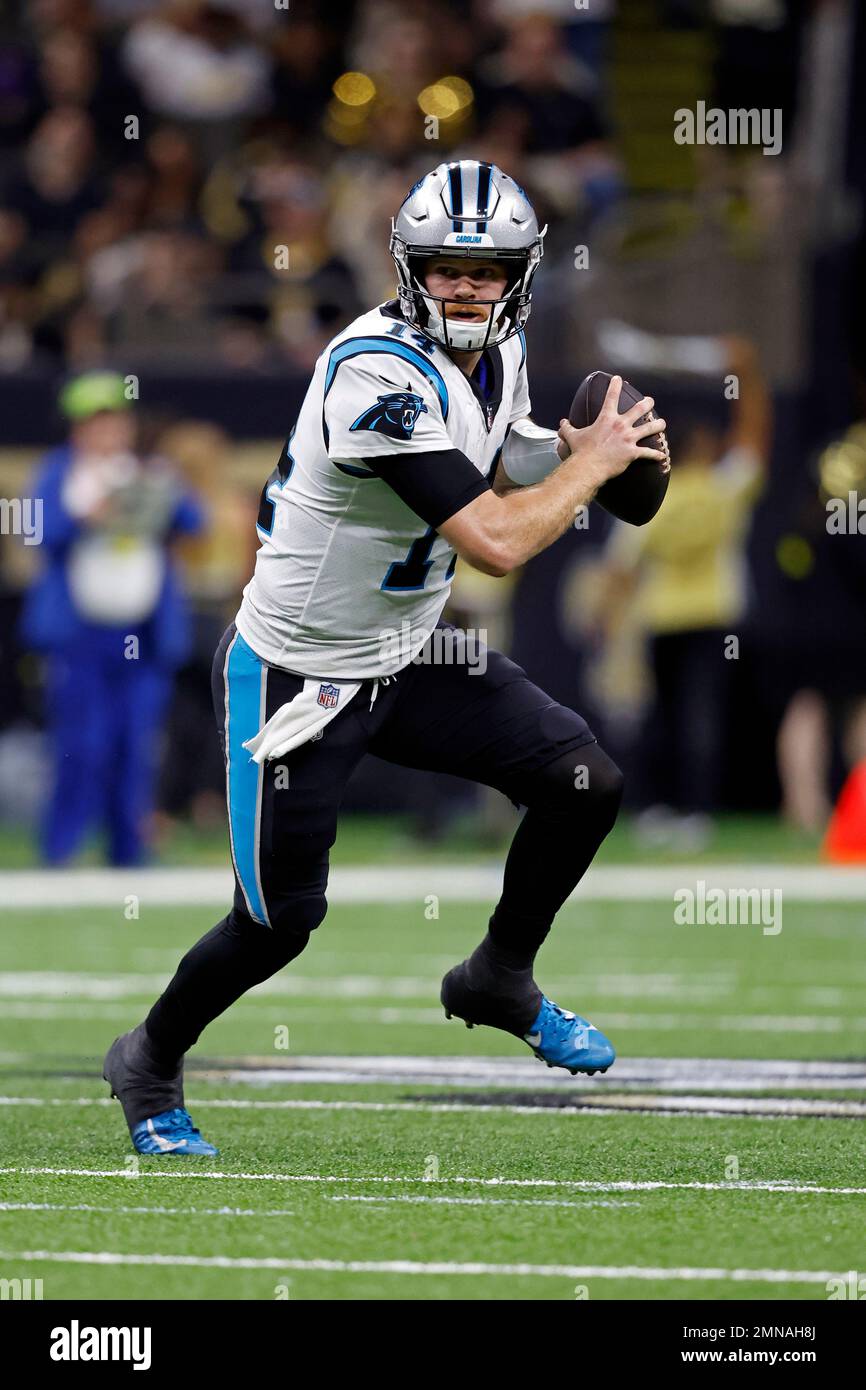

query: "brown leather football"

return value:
[569, 370, 670, 525]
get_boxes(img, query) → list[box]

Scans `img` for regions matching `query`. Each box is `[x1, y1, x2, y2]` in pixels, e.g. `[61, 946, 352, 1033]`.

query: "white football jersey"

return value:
[235, 302, 530, 678]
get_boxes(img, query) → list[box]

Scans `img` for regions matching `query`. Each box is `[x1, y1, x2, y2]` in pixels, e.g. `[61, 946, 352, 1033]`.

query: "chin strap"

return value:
[422, 297, 506, 352]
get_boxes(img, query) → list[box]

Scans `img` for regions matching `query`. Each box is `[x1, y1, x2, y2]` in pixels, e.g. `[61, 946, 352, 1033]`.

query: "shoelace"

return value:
[161, 1107, 203, 1139]
[542, 1001, 579, 1041]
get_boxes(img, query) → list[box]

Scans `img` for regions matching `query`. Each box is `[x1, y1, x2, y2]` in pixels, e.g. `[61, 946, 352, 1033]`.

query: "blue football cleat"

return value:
[441, 956, 615, 1076]
[131, 1108, 219, 1156]
[104, 1024, 218, 1155]
[522, 996, 615, 1075]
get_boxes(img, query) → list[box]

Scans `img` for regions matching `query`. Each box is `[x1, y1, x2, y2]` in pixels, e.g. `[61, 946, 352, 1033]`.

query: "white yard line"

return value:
[206, 1054, 866, 1092]
[1, 1052, 864, 1093]
[322, 1195, 640, 1208]
[0, 1201, 295, 1218]
[0, 1249, 847, 1283]
[3, 863, 866, 907]
[2, 1093, 865, 1119]
[0, 1196, 635, 1214]
[0, 972, 446, 1000]
[1, 1167, 865, 1194]
[2, 969, 843, 1006]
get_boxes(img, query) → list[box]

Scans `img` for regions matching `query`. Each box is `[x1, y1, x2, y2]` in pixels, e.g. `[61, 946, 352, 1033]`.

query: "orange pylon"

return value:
[823, 760, 866, 862]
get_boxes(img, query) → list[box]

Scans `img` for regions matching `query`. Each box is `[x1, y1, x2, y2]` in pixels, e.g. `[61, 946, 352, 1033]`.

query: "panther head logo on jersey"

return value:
[350, 390, 428, 441]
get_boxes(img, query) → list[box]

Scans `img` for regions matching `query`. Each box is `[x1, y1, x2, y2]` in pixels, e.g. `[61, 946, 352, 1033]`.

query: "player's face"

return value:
[422, 258, 509, 324]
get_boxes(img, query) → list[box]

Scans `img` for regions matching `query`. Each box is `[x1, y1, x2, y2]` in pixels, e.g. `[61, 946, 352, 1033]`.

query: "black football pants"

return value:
[144, 623, 623, 1059]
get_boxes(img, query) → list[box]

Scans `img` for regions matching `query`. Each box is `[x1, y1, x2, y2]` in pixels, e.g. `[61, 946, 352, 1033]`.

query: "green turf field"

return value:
[1, 892, 864, 1300]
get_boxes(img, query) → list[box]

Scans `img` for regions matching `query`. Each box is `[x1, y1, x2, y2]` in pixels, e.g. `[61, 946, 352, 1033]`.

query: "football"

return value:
[569, 370, 670, 525]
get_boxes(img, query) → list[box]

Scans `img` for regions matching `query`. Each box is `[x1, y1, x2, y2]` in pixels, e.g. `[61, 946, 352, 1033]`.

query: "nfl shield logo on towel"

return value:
[317, 683, 340, 710]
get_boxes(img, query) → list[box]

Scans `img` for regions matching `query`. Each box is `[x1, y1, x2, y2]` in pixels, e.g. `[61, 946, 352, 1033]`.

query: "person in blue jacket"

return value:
[20, 372, 205, 865]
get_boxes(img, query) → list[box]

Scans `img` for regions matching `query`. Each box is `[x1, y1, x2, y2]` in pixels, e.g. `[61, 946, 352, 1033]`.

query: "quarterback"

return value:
[104, 161, 668, 1154]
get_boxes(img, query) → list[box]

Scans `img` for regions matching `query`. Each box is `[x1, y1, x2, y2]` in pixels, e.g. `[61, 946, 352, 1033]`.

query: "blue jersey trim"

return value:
[322, 335, 450, 450]
[324, 338, 449, 416]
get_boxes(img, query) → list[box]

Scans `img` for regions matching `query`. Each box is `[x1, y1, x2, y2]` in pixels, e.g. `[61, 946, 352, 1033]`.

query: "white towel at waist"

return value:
[241, 674, 395, 764]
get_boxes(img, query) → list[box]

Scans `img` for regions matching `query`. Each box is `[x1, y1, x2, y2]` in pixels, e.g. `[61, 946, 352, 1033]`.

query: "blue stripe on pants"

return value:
[224, 631, 269, 925]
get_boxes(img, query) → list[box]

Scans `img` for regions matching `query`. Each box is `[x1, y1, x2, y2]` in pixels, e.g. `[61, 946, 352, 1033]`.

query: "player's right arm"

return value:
[439, 376, 667, 577]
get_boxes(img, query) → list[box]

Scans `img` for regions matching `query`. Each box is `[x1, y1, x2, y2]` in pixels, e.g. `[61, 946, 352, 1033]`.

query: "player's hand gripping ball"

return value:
[570, 371, 671, 525]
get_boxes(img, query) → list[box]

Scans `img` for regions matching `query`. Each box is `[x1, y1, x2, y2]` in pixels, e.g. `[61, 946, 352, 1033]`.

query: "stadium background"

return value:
[0, 0, 865, 862]
[1, 0, 866, 1311]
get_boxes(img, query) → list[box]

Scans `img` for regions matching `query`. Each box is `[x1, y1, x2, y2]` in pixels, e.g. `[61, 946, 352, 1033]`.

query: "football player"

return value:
[104, 161, 668, 1154]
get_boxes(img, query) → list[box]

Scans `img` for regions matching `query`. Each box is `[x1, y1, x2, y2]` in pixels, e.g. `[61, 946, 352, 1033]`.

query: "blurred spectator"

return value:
[225, 153, 362, 368]
[122, 2, 271, 121]
[772, 416, 866, 833]
[142, 124, 203, 228]
[0, 0, 858, 845]
[0, 0, 620, 369]
[594, 337, 770, 847]
[0, 209, 33, 368]
[477, 12, 605, 154]
[269, 11, 343, 138]
[474, 11, 620, 220]
[35, 23, 143, 160]
[350, 4, 450, 105]
[104, 227, 224, 361]
[19, 371, 204, 864]
[4, 106, 104, 270]
[153, 418, 258, 832]
[157, 418, 256, 614]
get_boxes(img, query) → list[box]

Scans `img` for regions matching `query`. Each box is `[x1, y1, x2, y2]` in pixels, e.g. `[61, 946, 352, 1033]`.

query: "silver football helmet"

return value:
[390, 160, 546, 351]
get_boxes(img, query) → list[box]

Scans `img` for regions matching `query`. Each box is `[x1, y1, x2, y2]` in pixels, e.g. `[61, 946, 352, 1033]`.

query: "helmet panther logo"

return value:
[350, 390, 428, 441]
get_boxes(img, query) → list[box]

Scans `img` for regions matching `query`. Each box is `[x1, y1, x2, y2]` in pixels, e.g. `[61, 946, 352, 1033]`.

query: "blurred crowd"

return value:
[0, 0, 618, 375]
[2, 0, 865, 862]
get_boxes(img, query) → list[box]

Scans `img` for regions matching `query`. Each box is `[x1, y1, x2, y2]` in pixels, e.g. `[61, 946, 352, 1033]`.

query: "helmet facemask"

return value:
[390, 230, 543, 352]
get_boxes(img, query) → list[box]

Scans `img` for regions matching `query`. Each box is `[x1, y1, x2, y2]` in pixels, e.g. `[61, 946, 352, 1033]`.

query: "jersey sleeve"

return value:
[508, 332, 532, 424]
[325, 349, 489, 528]
[324, 351, 454, 459]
